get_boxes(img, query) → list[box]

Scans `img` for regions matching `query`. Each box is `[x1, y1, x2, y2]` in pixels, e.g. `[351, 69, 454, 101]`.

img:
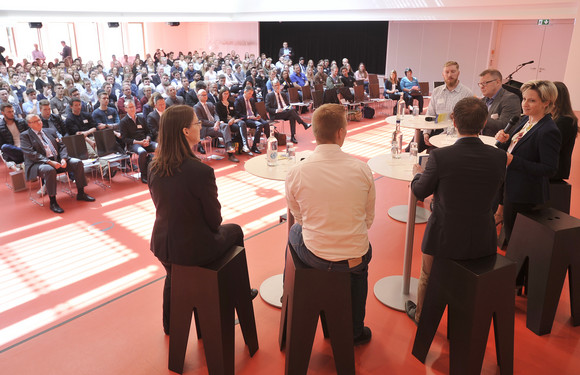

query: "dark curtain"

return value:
[259, 21, 388, 74]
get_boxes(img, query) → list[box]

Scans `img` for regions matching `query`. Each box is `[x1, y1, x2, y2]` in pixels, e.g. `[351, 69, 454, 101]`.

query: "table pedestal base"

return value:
[388, 205, 430, 223]
[374, 275, 419, 312]
[259, 273, 283, 308]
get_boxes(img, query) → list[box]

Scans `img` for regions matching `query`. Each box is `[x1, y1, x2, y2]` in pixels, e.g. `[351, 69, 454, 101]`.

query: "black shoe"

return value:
[251, 147, 262, 154]
[290, 136, 298, 144]
[197, 144, 206, 154]
[250, 288, 258, 300]
[77, 193, 96, 202]
[141, 177, 148, 184]
[405, 300, 418, 325]
[303, 123, 311, 130]
[354, 326, 372, 346]
[50, 201, 64, 214]
[228, 154, 239, 163]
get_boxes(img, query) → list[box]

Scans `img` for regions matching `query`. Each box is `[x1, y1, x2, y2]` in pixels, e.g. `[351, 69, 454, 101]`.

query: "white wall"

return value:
[386, 21, 493, 95]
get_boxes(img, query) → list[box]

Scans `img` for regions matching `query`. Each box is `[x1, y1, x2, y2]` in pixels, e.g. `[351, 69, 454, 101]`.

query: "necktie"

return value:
[277, 92, 287, 108]
[203, 103, 213, 121]
[246, 99, 254, 117]
[485, 97, 494, 109]
[38, 130, 57, 158]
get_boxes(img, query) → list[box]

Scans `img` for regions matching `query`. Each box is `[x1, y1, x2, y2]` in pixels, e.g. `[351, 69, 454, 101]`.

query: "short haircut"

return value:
[444, 61, 459, 69]
[39, 99, 50, 108]
[124, 98, 135, 107]
[68, 87, 78, 96]
[70, 97, 82, 105]
[195, 81, 207, 92]
[520, 80, 558, 114]
[244, 85, 254, 92]
[312, 104, 347, 143]
[0, 102, 13, 111]
[153, 92, 165, 104]
[479, 68, 502, 81]
[98, 91, 109, 99]
[26, 88, 36, 95]
[452, 97, 488, 135]
[54, 83, 63, 89]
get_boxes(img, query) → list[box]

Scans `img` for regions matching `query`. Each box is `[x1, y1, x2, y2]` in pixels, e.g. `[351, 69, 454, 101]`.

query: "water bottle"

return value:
[409, 141, 418, 163]
[391, 119, 403, 159]
[266, 125, 278, 166]
[396, 96, 405, 120]
[286, 141, 295, 163]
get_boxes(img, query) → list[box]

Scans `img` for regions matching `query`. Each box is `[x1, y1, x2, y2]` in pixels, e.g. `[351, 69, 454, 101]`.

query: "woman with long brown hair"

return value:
[148, 105, 255, 334]
[551, 81, 578, 182]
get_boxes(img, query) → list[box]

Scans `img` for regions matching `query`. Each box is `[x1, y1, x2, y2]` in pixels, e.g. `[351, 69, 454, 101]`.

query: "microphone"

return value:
[495, 116, 520, 147]
[521, 60, 534, 66]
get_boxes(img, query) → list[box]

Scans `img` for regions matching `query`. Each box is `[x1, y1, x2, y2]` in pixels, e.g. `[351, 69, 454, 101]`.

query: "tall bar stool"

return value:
[412, 254, 516, 375]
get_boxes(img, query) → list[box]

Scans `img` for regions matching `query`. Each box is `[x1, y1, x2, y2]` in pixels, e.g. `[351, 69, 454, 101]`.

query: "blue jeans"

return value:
[1, 144, 24, 163]
[288, 223, 371, 337]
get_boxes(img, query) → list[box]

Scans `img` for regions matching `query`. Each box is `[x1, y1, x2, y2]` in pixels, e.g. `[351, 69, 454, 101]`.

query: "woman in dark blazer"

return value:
[550, 81, 578, 182]
[495, 80, 561, 242]
[215, 87, 251, 153]
[148, 105, 254, 334]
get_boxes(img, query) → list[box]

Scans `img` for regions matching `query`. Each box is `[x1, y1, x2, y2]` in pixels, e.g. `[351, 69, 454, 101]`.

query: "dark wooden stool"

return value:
[506, 207, 580, 335]
[168, 246, 258, 374]
[549, 181, 572, 214]
[279, 245, 355, 375]
[412, 254, 516, 375]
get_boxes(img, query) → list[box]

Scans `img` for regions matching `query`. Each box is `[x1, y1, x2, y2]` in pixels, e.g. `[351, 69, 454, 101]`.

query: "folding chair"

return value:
[94, 129, 134, 186]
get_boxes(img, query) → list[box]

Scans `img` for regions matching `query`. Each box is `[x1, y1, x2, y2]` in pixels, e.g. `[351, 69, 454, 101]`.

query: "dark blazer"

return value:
[147, 110, 161, 142]
[0, 118, 28, 147]
[41, 114, 67, 136]
[265, 91, 290, 117]
[120, 113, 150, 145]
[481, 88, 521, 136]
[215, 100, 237, 123]
[498, 114, 561, 204]
[234, 96, 258, 121]
[149, 158, 233, 266]
[278, 46, 294, 60]
[20, 127, 68, 181]
[552, 115, 578, 181]
[207, 92, 218, 105]
[194, 102, 219, 128]
[411, 137, 506, 259]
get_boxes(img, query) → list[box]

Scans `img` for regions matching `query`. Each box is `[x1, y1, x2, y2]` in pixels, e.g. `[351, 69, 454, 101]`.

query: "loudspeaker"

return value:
[108, 22, 120, 28]
[29, 22, 43, 29]
[167, 22, 180, 27]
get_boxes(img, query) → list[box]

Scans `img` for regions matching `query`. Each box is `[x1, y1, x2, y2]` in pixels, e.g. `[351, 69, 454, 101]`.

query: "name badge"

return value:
[83, 119, 88, 123]
[107, 115, 113, 119]
[137, 124, 142, 129]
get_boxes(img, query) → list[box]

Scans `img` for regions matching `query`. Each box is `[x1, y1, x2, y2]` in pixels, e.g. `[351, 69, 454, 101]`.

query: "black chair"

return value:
[549, 181, 572, 214]
[93, 129, 132, 186]
[168, 246, 258, 374]
[506, 208, 580, 335]
[279, 244, 355, 375]
[412, 254, 516, 375]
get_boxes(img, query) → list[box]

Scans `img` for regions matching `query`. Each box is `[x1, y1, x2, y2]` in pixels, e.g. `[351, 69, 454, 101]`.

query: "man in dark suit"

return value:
[147, 94, 165, 142]
[234, 86, 269, 154]
[278, 41, 294, 61]
[405, 97, 507, 323]
[479, 69, 521, 136]
[194, 89, 238, 163]
[120, 99, 157, 184]
[20, 114, 95, 213]
[265, 80, 311, 144]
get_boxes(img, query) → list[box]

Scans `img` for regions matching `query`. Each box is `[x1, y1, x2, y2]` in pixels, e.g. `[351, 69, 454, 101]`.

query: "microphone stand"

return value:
[504, 63, 525, 83]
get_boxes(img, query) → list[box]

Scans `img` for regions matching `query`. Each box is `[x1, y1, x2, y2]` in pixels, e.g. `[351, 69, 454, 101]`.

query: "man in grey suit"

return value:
[20, 114, 95, 213]
[405, 97, 507, 323]
[193, 89, 238, 163]
[478, 69, 521, 136]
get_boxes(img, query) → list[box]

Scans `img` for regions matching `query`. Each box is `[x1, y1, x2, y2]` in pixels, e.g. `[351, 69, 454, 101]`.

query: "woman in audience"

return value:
[148, 104, 252, 335]
[385, 69, 402, 115]
[28, 66, 39, 83]
[216, 87, 251, 154]
[146, 57, 156, 74]
[354, 62, 369, 91]
[305, 66, 315, 87]
[495, 80, 561, 243]
[550, 81, 578, 183]
[35, 69, 53, 91]
[280, 70, 292, 93]
[72, 70, 84, 91]
[263, 58, 273, 77]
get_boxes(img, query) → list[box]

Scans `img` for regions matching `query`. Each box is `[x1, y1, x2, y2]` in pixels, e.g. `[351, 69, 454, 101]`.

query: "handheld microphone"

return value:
[521, 60, 534, 66]
[495, 116, 520, 147]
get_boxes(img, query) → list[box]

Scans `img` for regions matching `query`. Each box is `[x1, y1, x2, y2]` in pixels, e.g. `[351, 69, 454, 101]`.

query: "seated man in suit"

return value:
[234, 85, 269, 154]
[147, 93, 165, 143]
[20, 113, 95, 213]
[194, 89, 239, 163]
[0, 103, 28, 168]
[405, 97, 507, 324]
[478, 69, 521, 136]
[164, 85, 184, 108]
[39, 100, 66, 136]
[286, 103, 375, 345]
[265, 80, 311, 144]
[120, 99, 157, 184]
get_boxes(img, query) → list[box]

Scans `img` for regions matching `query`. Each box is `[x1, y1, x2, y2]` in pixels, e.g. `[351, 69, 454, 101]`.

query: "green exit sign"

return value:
[537, 19, 550, 25]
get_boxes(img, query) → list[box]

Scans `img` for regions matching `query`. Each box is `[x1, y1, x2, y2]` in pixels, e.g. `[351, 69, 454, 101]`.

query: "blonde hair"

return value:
[312, 104, 347, 143]
[520, 80, 558, 114]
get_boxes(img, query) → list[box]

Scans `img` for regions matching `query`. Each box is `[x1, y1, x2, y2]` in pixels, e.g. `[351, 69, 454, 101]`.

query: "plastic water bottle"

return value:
[396, 96, 405, 120]
[266, 125, 278, 166]
[391, 121, 402, 159]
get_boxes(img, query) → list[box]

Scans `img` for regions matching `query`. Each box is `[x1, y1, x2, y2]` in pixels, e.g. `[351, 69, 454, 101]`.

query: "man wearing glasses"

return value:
[478, 69, 521, 136]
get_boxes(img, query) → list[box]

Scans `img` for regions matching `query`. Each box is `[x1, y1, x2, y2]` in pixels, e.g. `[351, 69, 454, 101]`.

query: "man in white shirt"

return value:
[285, 103, 375, 346]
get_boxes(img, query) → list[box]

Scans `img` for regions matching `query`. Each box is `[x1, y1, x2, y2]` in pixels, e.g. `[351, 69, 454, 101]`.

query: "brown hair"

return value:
[452, 97, 488, 135]
[552, 81, 578, 126]
[312, 104, 347, 143]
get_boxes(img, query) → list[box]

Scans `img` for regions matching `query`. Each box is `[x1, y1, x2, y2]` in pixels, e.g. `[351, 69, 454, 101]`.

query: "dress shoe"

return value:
[226, 145, 235, 153]
[141, 177, 148, 184]
[354, 326, 372, 346]
[251, 147, 262, 154]
[242, 145, 250, 153]
[228, 154, 239, 163]
[290, 136, 298, 144]
[50, 201, 64, 214]
[405, 300, 418, 325]
[250, 288, 259, 300]
[303, 122, 311, 130]
[197, 144, 206, 154]
[77, 193, 96, 202]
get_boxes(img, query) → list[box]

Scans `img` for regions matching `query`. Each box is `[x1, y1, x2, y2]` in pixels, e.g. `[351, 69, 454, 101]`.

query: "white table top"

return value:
[367, 153, 418, 182]
[244, 151, 312, 181]
[429, 134, 497, 148]
[385, 115, 451, 130]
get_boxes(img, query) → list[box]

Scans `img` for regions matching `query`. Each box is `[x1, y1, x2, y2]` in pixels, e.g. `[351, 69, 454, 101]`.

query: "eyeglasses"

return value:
[478, 79, 498, 88]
